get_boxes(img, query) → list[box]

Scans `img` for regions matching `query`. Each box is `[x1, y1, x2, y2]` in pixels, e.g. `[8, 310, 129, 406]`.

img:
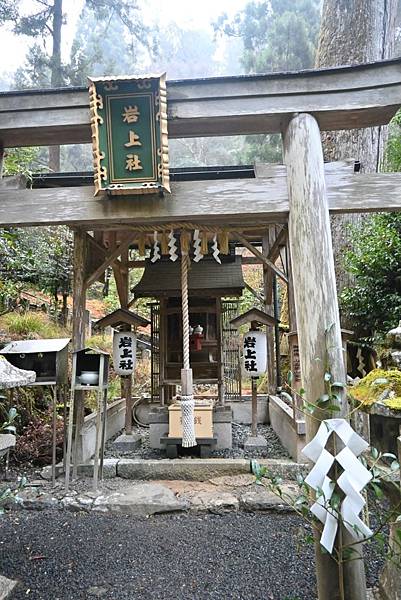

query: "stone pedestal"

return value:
[112, 433, 142, 452]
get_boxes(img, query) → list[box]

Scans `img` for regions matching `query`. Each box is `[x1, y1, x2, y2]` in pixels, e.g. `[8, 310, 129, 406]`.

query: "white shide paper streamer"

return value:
[168, 230, 178, 262]
[211, 234, 221, 264]
[302, 418, 372, 553]
[193, 229, 203, 263]
[151, 231, 161, 263]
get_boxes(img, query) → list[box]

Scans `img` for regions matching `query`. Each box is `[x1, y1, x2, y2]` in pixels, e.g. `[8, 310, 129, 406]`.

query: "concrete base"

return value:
[79, 398, 126, 463]
[112, 433, 142, 452]
[269, 395, 306, 462]
[243, 436, 268, 452]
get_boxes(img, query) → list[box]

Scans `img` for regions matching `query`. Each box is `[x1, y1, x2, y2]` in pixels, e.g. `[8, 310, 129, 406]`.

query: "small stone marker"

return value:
[243, 435, 268, 452]
[112, 433, 142, 452]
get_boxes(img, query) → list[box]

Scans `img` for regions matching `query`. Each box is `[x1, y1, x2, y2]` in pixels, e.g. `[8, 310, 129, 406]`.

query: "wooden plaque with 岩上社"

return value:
[88, 74, 170, 196]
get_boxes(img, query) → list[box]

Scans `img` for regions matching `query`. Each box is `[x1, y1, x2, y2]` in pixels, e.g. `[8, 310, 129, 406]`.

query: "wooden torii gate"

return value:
[1, 58, 401, 600]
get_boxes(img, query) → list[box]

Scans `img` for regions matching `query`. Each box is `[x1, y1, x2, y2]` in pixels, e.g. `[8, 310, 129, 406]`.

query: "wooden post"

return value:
[118, 248, 133, 434]
[93, 356, 105, 491]
[51, 385, 57, 487]
[71, 229, 87, 479]
[283, 112, 367, 600]
[251, 377, 258, 437]
[0, 142, 4, 179]
[263, 228, 276, 394]
[216, 298, 224, 405]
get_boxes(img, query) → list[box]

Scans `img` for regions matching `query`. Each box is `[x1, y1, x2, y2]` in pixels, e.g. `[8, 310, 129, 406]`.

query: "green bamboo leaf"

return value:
[371, 447, 379, 460]
[371, 482, 383, 499]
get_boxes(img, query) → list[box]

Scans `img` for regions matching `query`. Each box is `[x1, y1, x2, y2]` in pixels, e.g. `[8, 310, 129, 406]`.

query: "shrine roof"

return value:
[95, 308, 150, 330]
[132, 256, 245, 298]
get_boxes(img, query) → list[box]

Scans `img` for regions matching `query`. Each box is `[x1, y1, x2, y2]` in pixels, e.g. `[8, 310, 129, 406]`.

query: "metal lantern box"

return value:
[72, 347, 109, 389]
[0, 338, 70, 385]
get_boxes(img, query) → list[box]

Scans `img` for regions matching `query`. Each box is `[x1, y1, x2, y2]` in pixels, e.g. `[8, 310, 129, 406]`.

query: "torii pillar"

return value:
[283, 113, 367, 600]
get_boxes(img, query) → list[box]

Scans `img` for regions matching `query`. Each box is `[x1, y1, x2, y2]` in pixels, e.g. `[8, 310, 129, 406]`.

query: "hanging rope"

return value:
[181, 253, 190, 371]
[180, 251, 196, 448]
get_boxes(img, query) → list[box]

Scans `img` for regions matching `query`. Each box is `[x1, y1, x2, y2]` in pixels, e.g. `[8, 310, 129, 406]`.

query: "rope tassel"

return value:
[180, 395, 196, 447]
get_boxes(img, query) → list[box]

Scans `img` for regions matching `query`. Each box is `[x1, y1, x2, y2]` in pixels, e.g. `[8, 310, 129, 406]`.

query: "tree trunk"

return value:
[49, 0, 63, 172]
[315, 0, 398, 299]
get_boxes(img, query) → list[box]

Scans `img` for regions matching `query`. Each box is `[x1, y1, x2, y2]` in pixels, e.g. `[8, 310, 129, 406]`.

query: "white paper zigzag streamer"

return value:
[193, 229, 203, 263]
[168, 230, 178, 262]
[211, 234, 221, 264]
[151, 231, 161, 263]
[302, 418, 372, 553]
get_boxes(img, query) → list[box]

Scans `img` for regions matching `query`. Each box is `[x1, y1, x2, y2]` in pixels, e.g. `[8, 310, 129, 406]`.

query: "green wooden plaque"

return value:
[88, 75, 170, 196]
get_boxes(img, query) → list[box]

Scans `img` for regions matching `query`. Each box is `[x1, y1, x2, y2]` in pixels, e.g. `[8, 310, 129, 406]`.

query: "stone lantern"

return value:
[386, 320, 401, 367]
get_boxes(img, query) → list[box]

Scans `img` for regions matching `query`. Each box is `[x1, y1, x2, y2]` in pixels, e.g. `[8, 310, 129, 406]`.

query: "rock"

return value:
[40, 463, 64, 481]
[0, 575, 17, 600]
[239, 485, 297, 512]
[87, 586, 109, 597]
[92, 483, 188, 516]
[207, 492, 239, 514]
[14, 488, 58, 511]
[112, 433, 142, 452]
[61, 496, 86, 512]
[76, 495, 95, 509]
[243, 436, 268, 452]
[209, 474, 254, 487]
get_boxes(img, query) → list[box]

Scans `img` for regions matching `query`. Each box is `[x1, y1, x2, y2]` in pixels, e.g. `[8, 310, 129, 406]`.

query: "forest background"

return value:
[0, 0, 400, 345]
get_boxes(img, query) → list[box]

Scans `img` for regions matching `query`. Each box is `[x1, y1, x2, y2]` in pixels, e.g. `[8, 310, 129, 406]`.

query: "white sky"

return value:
[0, 0, 246, 79]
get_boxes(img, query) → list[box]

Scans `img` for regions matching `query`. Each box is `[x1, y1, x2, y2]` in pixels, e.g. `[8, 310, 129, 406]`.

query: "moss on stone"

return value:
[350, 368, 401, 412]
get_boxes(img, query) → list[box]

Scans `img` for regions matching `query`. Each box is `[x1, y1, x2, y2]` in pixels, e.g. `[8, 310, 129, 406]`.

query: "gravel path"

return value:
[1, 511, 316, 600]
[105, 423, 290, 460]
[0, 511, 383, 600]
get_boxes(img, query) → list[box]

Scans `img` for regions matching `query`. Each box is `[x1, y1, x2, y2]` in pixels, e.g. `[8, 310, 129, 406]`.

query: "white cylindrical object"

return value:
[113, 331, 136, 376]
[243, 330, 267, 377]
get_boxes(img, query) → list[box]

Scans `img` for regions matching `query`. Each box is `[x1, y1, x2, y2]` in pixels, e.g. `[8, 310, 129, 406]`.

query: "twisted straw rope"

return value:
[124, 222, 265, 234]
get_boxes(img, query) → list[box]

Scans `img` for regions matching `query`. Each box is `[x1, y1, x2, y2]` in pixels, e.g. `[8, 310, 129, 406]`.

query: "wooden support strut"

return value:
[244, 282, 265, 305]
[283, 112, 367, 600]
[84, 234, 135, 289]
[233, 232, 288, 283]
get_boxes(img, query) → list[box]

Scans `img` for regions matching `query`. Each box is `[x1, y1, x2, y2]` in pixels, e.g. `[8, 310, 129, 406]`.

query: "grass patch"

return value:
[0, 311, 68, 339]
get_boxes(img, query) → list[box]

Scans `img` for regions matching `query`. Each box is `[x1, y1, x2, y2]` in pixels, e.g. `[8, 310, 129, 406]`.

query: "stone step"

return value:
[14, 477, 300, 516]
[70, 457, 307, 482]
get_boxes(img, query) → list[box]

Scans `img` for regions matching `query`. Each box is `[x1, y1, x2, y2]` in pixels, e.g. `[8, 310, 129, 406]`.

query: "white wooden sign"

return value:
[243, 330, 267, 377]
[113, 331, 136, 376]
